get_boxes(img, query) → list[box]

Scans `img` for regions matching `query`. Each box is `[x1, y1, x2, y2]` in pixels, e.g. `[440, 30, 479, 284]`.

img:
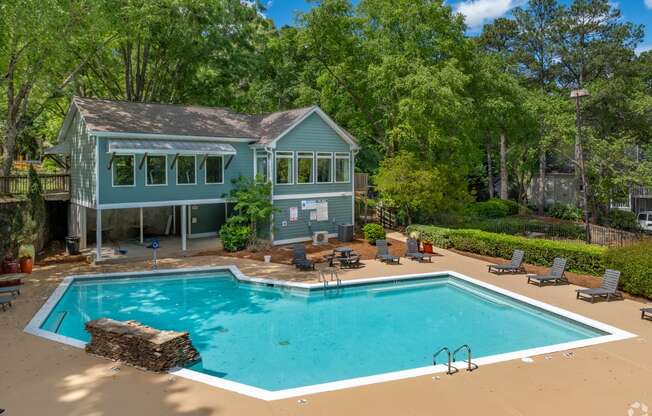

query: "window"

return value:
[112, 155, 135, 187]
[177, 155, 196, 185]
[275, 151, 293, 184]
[297, 152, 314, 184]
[335, 153, 351, 183]
[317, 152, 332, 183]
[146, 155, 167, 186]
[255, 152, 268, 182]
[205, 156, 224, 184]
[639, 213, 648, 221]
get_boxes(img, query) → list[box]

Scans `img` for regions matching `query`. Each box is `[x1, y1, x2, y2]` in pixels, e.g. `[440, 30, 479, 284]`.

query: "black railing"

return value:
[0, 174, 70, 195]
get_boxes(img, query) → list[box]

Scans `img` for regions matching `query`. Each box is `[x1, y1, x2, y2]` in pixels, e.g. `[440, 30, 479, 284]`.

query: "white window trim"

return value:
[204, 155, 225, 185]
[254, 150, 269, 183]
[145, 154, 168, 187]
[111, 154, 136, 188]
[296, 151, 315, 184]
[316, 152, 333, 184]
[176, 154, 197, 186]
[335, 152, 351, 183]
[275, 151, 294, 185]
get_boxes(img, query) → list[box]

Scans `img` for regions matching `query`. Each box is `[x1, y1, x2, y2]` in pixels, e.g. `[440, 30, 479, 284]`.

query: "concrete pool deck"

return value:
[1, 245, 651, 415]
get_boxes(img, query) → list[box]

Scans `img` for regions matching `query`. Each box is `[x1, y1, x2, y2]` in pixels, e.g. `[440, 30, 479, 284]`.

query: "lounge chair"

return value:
[375, 240, 400, 264]
[291, 244, 314, 271]
[0, 294, 14, 311]
[576, 269, 623, 303]
[527, 257, 568, 286]
[0, 285, 21, 296]
[488, 250, 525, 274]
[641, 306, 651, 320]
[405, 239, 432, 262]
[339, 254, 362, 269]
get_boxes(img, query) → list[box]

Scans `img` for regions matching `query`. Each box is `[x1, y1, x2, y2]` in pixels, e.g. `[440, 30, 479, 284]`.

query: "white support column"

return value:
[181, 204, 187, 251]
[139, 207, 144, 244]
[172, 206, 176, 235]
[96, 208, 102, 261]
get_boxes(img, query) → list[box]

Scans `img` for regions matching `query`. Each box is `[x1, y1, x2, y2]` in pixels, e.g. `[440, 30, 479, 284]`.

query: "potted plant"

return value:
[18, 244, 35, 274]
[2, 254, 19, 274]
[421, 238, 434, 254]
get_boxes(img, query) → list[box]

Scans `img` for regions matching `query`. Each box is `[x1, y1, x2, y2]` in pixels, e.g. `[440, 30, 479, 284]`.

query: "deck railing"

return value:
[354, 173, 370, 192]
[631, 186, 652, 198]
[0, 174, 70, 195]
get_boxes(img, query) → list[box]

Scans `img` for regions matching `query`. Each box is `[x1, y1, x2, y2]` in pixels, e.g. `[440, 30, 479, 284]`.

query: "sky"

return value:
[264, 0, 652, 54]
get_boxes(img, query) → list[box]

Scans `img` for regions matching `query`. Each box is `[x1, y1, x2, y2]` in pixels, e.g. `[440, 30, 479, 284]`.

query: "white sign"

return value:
[310, 211, 317, 221]
[316, 201, 329, 221]
[301, 200, 318, 210]
[289, 207, 298, 222]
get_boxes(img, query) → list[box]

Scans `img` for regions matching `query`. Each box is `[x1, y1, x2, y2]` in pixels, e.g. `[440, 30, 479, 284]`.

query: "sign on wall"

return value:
[289, 207, 298, 222]
[301, 200, 318, 210]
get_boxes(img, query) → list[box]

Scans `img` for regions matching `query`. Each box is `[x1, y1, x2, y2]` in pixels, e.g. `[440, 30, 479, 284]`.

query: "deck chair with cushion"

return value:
[405, 239, 432, 262]
[0, 294, 14, 312]
[0, 286, 21, 296]
[375, 239, 400, 264]
[576, 269, 623, 303]
[641, 306, 652, 320]
[488, 249, 525, 274]
[291, 244, 314, 271]
[527, 257, 568, 286]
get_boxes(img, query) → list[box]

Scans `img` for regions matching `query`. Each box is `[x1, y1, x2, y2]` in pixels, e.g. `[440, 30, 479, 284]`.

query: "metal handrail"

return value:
[433, 347, 458, 375]
[453, 344, 478, 372]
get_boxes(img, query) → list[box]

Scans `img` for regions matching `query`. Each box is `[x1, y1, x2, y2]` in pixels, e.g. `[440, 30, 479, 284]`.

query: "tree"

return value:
[223, 176, 275, 241]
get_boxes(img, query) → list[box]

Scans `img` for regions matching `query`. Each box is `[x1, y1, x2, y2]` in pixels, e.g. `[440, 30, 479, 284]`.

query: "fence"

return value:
[376, 205, 404, 230]
[354, 173, 369, 193]
[0, 174, 70, 195]
[587, 223, 647, 247]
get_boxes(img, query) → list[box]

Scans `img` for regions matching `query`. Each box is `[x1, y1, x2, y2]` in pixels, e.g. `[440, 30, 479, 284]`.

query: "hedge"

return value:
[464, 198, 521, 220]
[363, 223, 386, 244]
[603, 242, 652, 298]
[406, 224, 606, 276]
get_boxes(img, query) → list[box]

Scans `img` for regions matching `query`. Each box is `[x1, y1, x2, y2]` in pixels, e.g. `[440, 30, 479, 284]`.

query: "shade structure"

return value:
[107, 139, 237, 155]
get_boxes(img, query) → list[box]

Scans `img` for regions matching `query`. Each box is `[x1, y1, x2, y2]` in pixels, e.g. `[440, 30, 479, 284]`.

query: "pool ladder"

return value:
[433, 344, 478, 375]
[319, 269, 341, 289]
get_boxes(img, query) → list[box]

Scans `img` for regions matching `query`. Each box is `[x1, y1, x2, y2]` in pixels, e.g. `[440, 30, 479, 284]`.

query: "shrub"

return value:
[466, 218, 586, 240]
[603, 210, 639, 231]
[603, 242, 652, 298]
[406, 225, 606, 275]
[219, 221, 252, 252]
[363, 223, 386, 244]
[546, 203, 582, 221]
[406, 224, 453, 248]
[464, 199, 520, 220]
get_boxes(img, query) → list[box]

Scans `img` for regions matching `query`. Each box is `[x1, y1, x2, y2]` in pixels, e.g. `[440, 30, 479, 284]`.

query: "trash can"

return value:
[338, 224, 354, 242]
[65, 236, 80, 255]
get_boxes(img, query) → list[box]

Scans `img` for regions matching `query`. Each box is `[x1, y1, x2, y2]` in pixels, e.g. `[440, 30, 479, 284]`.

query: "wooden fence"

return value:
[0, 174, 70, 195]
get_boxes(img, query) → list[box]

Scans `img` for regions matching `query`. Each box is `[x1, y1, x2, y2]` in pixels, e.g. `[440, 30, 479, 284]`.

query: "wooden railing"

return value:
[354, 173, 369, 192]
[0, 174, 70, 196]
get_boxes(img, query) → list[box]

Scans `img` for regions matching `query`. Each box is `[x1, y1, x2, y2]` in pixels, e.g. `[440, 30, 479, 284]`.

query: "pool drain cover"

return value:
[279, 340, 290, 346]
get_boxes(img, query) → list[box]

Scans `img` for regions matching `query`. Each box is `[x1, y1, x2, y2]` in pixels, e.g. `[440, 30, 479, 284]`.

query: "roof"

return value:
[68, 97, 358, 148]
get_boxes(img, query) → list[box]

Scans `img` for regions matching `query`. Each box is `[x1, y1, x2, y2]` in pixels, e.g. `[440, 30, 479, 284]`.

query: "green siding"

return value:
[273, 113, 353, 196]
[65, 113, 96, 206]
[273, 196, 352, 242]
[190, 203, 225, 235]
[97, 139, 254, 205]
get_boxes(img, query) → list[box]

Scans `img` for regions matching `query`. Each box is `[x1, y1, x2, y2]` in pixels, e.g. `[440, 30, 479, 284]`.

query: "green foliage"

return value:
[464, 199, 520, 220]
[219, 220, 252, 252]
[603, 210, 639, 232]
[406, 224, 606, 275]
[546, 203, 582, 221]
[603, 242, 652, 298]
[362, 223, 385, 244]
[466, 217, 586, 240]
[18, 244, 35, 260]
[405, 225, 453, 248]
[223, 176, 275, 240]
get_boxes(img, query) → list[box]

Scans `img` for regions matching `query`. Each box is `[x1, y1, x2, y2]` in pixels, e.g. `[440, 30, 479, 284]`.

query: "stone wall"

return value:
[85, 318, 200, 372]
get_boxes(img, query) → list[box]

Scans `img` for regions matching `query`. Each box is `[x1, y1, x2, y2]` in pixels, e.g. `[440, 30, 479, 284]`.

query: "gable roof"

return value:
[65, 97, 358, 148]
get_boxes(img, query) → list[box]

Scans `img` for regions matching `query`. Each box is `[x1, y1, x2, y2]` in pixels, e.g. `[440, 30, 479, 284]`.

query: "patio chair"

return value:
[488, 250, 525, 274]
[0, 294, 14, 312]
[640, 306, 651, 320]
[576, 269, 623, 303]
[340, 254, 362, 269]
[375, 240, 400, 264]
[291, 244, 314, 271]
[527, 257, 568, 287]
[0, 285, 21, 296]
[405, 238, 432, 262]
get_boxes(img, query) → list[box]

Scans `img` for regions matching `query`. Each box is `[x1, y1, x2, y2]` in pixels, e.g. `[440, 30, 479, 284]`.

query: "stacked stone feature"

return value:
[85, 318, 200, 372]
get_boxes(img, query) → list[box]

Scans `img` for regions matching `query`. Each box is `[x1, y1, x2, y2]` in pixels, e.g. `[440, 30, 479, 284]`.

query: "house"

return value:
[48, 97, 359, 260]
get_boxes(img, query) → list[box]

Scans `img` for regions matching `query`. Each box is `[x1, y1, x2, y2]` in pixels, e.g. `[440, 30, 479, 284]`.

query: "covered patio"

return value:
[85, 235, 223, 263]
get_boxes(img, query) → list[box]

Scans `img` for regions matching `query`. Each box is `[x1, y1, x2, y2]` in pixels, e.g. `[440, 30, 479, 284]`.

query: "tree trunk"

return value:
[500, 133, 508, 200]
[537, 148, 546, 215]
[486, 140, 494, 199]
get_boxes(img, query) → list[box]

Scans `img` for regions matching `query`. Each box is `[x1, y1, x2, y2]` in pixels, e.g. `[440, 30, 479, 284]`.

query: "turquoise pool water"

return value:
[41, 272, 605, 391]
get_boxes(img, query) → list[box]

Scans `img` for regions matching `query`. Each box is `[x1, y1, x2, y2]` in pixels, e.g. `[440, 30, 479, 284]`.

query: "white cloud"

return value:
[645, 0, 652, 10]
[636, 44, 652, 55]
[454, 0, 525, 31]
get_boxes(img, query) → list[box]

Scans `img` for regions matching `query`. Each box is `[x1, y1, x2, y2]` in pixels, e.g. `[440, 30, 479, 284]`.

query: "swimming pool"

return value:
[26, 267, 635, 400]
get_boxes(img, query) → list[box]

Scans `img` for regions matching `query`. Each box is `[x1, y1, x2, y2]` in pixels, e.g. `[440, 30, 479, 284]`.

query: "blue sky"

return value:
[265, 0, 652, 54]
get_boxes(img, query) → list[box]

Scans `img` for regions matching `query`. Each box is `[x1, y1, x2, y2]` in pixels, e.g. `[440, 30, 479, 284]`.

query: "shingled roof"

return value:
[71, 97, 324, 145]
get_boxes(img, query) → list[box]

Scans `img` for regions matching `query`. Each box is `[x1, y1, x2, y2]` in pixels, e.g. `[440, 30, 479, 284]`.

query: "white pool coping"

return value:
[25, 265, 637, 401]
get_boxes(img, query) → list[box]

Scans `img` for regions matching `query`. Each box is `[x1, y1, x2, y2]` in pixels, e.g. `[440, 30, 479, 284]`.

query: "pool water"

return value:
[41, 272, 605, 391]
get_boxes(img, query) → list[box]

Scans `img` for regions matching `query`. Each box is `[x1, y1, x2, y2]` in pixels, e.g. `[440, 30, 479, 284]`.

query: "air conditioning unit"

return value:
[312, 231, 329, 246]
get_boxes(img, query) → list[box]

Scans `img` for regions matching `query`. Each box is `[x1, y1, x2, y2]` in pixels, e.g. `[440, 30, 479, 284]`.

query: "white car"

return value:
[638, 211, 652, 232]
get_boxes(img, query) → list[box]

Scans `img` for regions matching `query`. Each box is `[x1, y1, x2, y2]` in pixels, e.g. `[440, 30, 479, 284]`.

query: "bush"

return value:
[464, 199, 520, 220]
[219, 221, 252, 252]
[603, 210, 639, 231]
[603, 242, 652, 298]
[466, 218, 587, 240]
[406, 224, 453, 248]
[546, 203, 583, 221]
[406, 225, 606, 275]
[363, 223, 386, 244]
